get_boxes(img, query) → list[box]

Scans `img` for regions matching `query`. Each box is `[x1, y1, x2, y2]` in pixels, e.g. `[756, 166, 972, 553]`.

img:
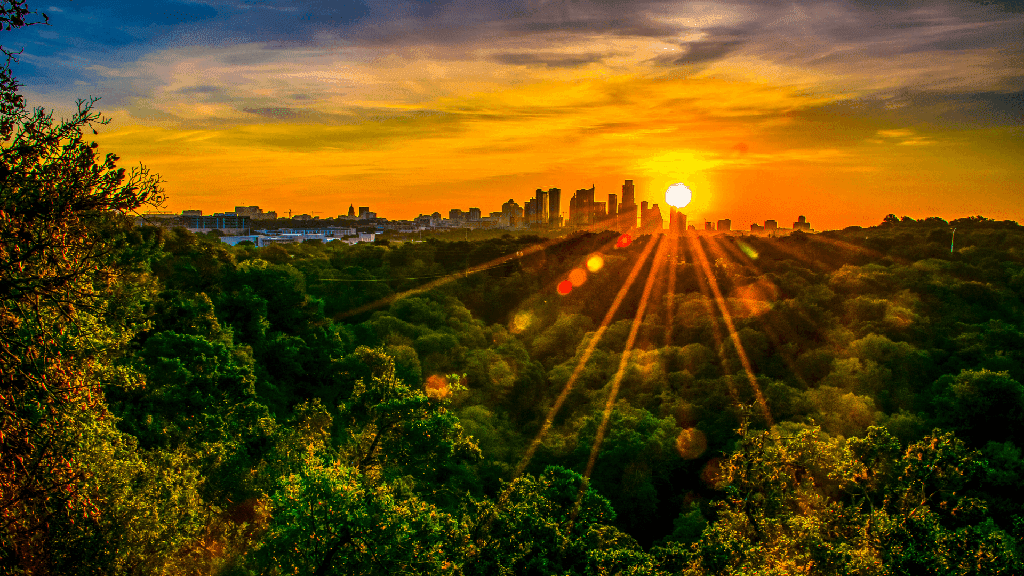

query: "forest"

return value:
[3, 2, 1024, 573]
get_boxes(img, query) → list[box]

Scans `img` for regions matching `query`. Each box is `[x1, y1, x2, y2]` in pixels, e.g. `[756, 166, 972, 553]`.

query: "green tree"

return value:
[0, 2, 171, 570]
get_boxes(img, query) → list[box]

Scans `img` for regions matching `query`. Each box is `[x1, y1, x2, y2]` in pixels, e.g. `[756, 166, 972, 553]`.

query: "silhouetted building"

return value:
[468, 207, 481, 221]
[793, 215, 811, 231]
[705, 221, 714, 231]
[608, 193, 618, 218]
[617, 180, 637, 231]
[717, 219, 731, 232]
[182, 209, 202, 217]
[547, 188, 561, 227]
[595, 201, 606, 222]
[449, 209, 465, 224]
[765, 220, 778, 231]
[641, 203, 663, 232]
[185, 214, 251, 234]
[621, 179, 635, 206]
[501, 199, 523, 228]
[534, 189, 550, 226]
[358, 207, 370, 219]
[669, 207, 686, 234]
[569, 186, 596, 227]
[751, 223, 765, 231]
[348, 204, 356, 218]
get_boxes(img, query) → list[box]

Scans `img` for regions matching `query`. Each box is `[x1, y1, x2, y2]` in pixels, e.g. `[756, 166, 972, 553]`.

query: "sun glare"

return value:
[665, 183, 693, 208]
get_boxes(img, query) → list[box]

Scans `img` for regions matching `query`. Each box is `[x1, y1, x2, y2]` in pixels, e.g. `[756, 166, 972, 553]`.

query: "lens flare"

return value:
[510, 311, 533, 333]
[616, 234, 632, 248]
[675, 428, 708, 459]
[568, 268, 587, 287]
[737, 241, 759, 260]
[557, 280, 573, 295]
[425, 374, 450, 399]
[666, 183, 693, 208]
[586, 254, 604, 272]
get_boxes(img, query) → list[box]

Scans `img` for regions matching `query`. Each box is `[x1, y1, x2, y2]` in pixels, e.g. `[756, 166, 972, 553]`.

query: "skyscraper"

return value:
[621, 179, 635, 207]
[669, 207, 687, 234]
[548, 188, 561, 227]
[608, 193, 618, 218]
[617, 180, 637, 231]
[535, 188, 549, 225]
[348, 204, 355, 218]
[570, 186, 596, 226]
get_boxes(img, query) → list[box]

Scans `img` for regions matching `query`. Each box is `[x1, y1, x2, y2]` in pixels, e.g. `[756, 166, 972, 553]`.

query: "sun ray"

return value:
[512, 233, 661, 478]
[334, 232, 592, 320]
[581, 234, 670, 483]
[664, 231, 679, 347]
[686, 235, 773, 427]
[703, 236, 819, 387]
[681, 235, 740, 403]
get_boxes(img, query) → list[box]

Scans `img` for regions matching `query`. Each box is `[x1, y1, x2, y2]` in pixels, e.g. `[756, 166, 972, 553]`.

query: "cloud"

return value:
[488, 51, 610, 68]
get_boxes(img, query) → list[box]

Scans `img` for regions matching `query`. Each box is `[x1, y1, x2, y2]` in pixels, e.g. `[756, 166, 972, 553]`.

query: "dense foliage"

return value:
[3, 3, 1024, 573]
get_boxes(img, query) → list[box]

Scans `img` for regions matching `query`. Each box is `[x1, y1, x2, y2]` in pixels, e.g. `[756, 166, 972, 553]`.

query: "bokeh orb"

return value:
[666, 183, 693, 208]
[557, 280, 573, 295]
[586, 254, 604, 273]
[675, 427, 708, 459]
[568, 268, 587, 287]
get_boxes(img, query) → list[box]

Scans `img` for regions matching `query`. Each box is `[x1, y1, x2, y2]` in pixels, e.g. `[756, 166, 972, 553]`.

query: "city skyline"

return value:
[7, 1, 1023, 230]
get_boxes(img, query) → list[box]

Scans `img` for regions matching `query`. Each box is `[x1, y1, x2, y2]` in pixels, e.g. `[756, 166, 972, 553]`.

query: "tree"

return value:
[0, 2, 168, 570]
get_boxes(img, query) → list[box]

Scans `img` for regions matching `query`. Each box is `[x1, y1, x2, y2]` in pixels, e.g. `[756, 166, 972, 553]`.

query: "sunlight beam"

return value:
[686, 235, 774, 427]
[581, 234, 670, 484]
[513, 234, 661, 479]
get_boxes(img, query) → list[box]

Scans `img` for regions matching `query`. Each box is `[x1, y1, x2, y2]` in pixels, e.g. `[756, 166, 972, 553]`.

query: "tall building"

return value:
[793, 215, 811, 231]
[348, 204, 356, 218]
[669, 207, 686, 234]
[717, 219, 732, 232]
[501, 199, 523, 228]
[524, 198, 538, 225]
[547, 188, 561, 227]
[468, 207, 482, 221]
[608, 193, 618, 218]
[534, 188, 549, 226]
[641, 202, 663, 232]
[617, 180, 637, 231]
[570, 186, 596, 226]
[358, 206, 370, 219]
[765, 219, 778, 231]
[705, 221, 714, 231]
[621, 179, 635, 207]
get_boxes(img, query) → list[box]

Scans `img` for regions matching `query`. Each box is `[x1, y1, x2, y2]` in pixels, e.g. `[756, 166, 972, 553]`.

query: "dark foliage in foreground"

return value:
[2, 3, 1023, 572]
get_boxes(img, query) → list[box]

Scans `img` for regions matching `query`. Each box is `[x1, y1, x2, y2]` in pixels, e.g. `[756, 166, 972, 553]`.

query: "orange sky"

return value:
[9, 0, 1023, 230]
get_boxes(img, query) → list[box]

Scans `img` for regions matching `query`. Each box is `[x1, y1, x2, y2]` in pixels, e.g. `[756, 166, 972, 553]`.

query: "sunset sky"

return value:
[7, 0, 1023, 229]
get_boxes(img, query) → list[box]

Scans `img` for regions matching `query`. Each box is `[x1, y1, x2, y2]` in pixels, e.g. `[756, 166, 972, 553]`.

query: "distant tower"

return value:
[621, 180, 635, 207]
[793, 215, 811, 230]
[608, 193, 618, 218]
[669, 208, 686, 234]
[617, 180, 637, 231]
[548, 188, 561, 227]
[348, 204, 355, 218]
[535, 188, 549, 226]
[717, 219, 731, 232]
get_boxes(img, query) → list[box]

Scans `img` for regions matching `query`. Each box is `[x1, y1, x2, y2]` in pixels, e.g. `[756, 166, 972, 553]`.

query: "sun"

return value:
[665, 183, 693, 208]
